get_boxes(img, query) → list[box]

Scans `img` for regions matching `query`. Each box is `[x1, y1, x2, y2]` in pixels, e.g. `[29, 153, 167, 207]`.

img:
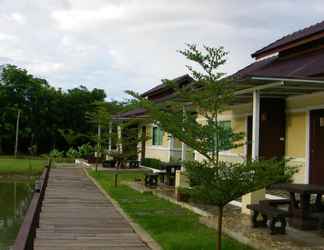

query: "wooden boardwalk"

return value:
[34, 168, 150, 250]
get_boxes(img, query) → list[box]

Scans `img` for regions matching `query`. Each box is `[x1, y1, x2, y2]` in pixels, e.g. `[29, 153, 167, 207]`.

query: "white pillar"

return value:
[181, 105, 188, 169]
[117, 125, 122, 153]
[108, 121, 112, 151]
[252, 90, 260, 160]
[181, 142, 187, 162]
[168, 134, 174, 162]
[242, 90, 265, 214]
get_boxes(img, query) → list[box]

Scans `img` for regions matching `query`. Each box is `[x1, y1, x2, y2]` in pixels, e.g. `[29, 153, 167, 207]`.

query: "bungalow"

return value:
[117, 74, 194, 163]
[119, 20, 324, 211]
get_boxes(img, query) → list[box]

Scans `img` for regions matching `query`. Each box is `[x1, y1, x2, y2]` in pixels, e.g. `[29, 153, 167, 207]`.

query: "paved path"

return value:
[35, 168, 150, 250]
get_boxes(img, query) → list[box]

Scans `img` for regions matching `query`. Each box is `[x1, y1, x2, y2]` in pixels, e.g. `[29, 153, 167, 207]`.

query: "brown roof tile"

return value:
[235, 48, 324, 80]
[252, 20, 324, 58]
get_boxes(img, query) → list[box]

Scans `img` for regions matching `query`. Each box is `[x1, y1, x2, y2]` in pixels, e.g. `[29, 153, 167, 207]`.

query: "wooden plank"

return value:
[34, 168, 150, 250]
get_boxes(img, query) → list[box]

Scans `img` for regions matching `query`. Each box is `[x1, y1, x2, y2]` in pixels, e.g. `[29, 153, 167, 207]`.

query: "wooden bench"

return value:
[144, 173, 159, 187]
[247, 204, 290, 235]
[259, 198, 290, 207]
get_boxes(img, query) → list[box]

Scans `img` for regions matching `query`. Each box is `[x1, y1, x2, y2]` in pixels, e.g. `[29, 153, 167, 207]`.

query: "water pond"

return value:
[0, 180, 34, 250]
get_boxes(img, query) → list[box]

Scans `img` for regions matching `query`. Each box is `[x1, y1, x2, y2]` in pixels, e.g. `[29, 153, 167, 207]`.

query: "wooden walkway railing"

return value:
[13, 163, 51, 250]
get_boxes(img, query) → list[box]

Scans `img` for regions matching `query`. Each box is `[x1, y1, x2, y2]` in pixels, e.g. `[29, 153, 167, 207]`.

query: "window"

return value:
[219, 120, 231, 130]
[152, 126, 163, 145]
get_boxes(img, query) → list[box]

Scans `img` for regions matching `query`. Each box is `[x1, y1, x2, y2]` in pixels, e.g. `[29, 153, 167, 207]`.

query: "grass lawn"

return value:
[89, 170, 253, 250]
[0, 158, 46, 175]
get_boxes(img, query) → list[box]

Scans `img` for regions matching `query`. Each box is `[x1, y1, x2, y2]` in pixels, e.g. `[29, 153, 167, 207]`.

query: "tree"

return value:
[0, 65, 107, 154]
[85, 101, 112, 171]
[127, 44, 296, 250]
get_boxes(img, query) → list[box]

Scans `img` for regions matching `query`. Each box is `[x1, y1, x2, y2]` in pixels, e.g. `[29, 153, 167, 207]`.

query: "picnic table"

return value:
[270, 183, 324, 230]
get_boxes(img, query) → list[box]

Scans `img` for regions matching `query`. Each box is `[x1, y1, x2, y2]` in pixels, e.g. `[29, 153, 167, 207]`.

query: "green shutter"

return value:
[152, 127, 163, 145]
[158, 128, 163, 145]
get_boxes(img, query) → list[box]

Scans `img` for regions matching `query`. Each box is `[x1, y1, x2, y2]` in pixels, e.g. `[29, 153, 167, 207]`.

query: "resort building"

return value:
[120, 20, 324, 189]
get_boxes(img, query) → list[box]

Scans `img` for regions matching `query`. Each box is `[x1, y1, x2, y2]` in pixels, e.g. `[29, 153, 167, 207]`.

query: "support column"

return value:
[181, 142, 187, 163]
[252, 90, 260, 160]
[108, 121, 112, 151]
[117, 125, 122, 153]
[168, 134, 174, 162]
[241, 90, 265, 214]
[181, 105, 187, 169]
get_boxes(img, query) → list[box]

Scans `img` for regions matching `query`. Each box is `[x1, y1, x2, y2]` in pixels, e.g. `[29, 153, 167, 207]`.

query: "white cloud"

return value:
[27, 61, 65, 75]
[0, 33, 16, 41]
[51, 5, 125, 30]
[0, 0, 324, 99]
[10, 13, 26, 24]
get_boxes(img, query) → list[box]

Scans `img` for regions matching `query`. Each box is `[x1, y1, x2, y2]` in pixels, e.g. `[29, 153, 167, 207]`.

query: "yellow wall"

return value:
[143, 92, 324, 184]
[285, 112, 306, 158]
[287, 91, 324, 110]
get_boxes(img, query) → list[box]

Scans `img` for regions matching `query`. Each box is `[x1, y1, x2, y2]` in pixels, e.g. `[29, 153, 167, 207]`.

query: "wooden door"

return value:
[310, 109, 324, 185]
[259, 98, 286, 160]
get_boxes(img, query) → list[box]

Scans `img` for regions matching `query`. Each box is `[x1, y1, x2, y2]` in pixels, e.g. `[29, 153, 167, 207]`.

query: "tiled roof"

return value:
[115, 108, 147, 118]
[141, 74, 192, 97]
[252, 20, 324, 58]
[234, 48, 324, 81]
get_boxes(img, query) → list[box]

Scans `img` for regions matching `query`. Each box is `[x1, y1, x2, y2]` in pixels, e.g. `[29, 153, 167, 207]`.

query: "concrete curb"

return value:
[83, 168, 162, 250]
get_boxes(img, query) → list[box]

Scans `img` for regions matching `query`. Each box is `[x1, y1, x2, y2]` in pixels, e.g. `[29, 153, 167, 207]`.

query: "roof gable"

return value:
[252, 20, 324, 59]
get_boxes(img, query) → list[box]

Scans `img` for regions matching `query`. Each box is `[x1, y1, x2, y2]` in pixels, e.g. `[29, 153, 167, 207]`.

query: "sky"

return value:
[0, 0, 324, 100]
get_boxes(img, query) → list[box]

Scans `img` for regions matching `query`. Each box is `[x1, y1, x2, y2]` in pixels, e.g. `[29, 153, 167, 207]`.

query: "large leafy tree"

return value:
[128, 44, 295, 250]
[0, 65, 107, 154]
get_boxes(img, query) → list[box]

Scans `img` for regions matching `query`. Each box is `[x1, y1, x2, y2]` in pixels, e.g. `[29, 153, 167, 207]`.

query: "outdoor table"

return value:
[162, 164, 181, 186]
[270, 183, 324, 230]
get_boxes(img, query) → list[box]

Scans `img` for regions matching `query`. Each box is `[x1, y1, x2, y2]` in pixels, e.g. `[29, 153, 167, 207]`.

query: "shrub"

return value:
[176, 187, 191, 202]
[66, 147, 80, 159]
[141, 158, 163, 170]
[78, 143, 94, 158]
[49, 149, 64, 159]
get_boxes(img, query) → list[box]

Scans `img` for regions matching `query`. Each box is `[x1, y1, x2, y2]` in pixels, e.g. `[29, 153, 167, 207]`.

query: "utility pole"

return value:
[14, 110, 21, 158]
[95, 122, 101, 172]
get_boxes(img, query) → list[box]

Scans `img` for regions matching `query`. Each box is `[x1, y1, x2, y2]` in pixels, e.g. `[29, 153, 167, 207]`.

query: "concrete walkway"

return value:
[34, 168, 150, 250]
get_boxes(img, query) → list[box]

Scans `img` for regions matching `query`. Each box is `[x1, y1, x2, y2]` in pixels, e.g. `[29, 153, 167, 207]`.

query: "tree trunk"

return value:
[216, 206, 223, 250]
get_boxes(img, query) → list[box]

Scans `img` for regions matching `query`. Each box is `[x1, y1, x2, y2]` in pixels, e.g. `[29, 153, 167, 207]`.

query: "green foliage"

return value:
[49, 149, 64, 159]
[185, 159, 297, 207]
[90, 170, 252, 250]
[141, 158, 163, 170]
[127, 44, 244, 165]
[127, 44, 296, 250]
[66, 147, 80, 158]
[0, 64, 107, 154]
[58, 129, 84, 147]
[78, 143, 94, 158]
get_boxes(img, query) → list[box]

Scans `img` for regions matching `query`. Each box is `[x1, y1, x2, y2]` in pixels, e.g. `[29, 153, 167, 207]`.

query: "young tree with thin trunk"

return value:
[127, 44, 296, 250]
